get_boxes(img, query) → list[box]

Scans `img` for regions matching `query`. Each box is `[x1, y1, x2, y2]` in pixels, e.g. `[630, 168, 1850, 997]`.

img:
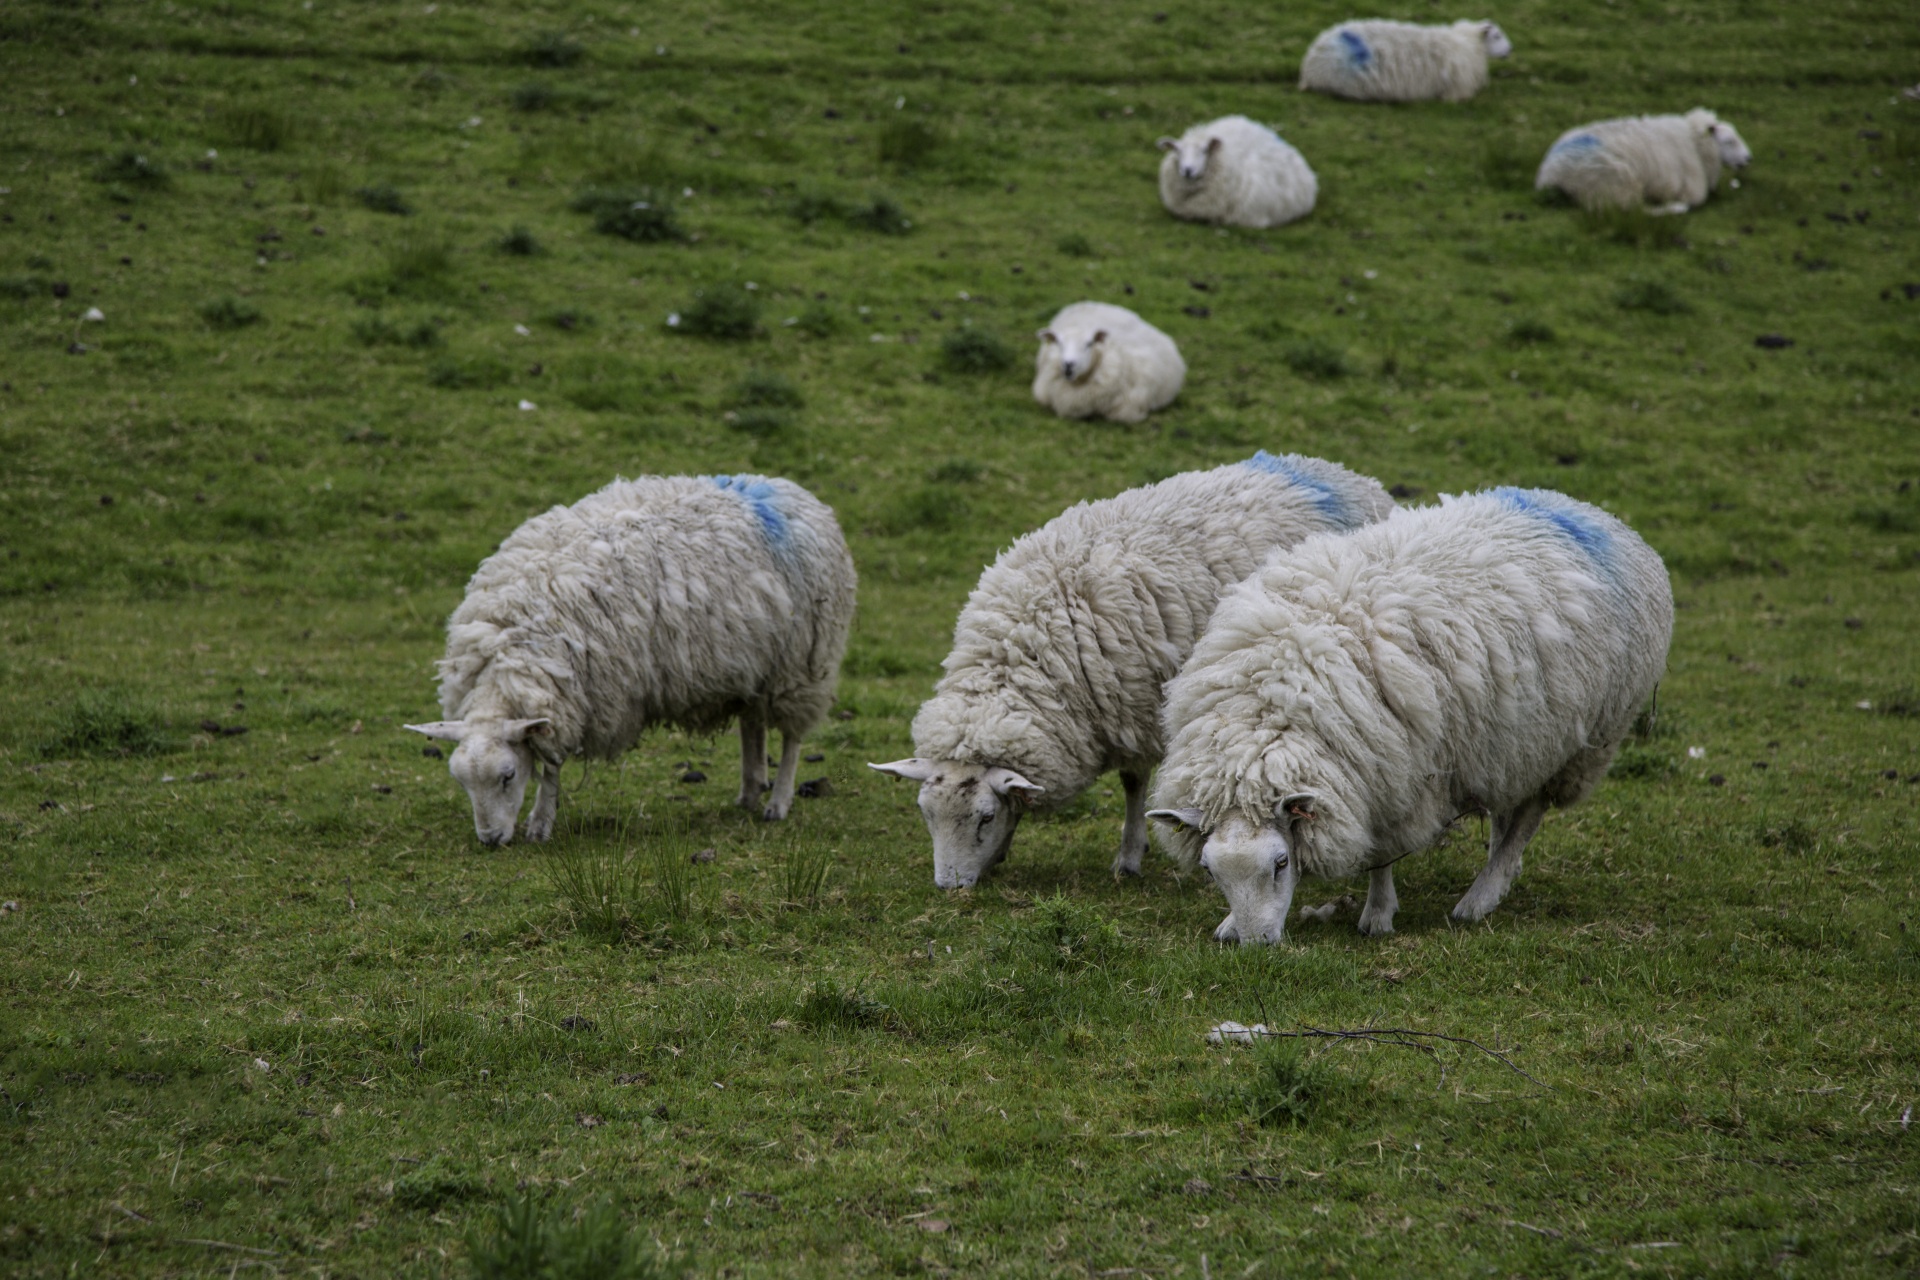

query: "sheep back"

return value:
[1159, 116, 1317, 229]
[437, 474, 856, 756]
[1154, 488, 1672, 878]
[1032, 302, 1186, 422]
[1536, 111, 1724, 211]
[1299, 20, 1491, 103]
[912, 453, 1394, 805]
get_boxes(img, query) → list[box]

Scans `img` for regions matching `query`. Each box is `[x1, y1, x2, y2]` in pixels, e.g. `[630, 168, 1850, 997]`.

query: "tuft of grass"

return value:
[510, 82, 557, 112]
[879, 486, 969, 534]
[299, 163, 347, 205]
[1283, 340, 1351, 380]
[427, 356, 510, 389]
[1245, 1042, 1351, 1127]
[788, 189, 846, 225]
[877, 119, 942, 168]
[927, 458, 983, 485]
[217, 104, 295, 151]
[845, 194, 913, 235]
[356, 184, 412, 215]
[1479, 139, 1535, 190]
[352, 315, 442, 348]
[1616, 279, 1692, 315]
[1755, 818, 1817, 855]
[798, 981, 888, 1032]
[392, 1157, 484, 1211]
[1055, 232, 1095, 257]
[1507, 317, 1556, 344]
[38, 689, 170, 758]
[999, 894, 1121, 973]
[571, 187, 685, 243]
[793, 301, 840, 338]
[94, 150, 170, 189]
[199, 297, 262, 330]
[672, 288, 760, 340]
[466, 1195, 665, 1280]
[733, 370, 804, 410]
[547, 309, 593, 333]
[780, 840, 832, 909]
[519, 30, 584, 68]
[941, 327, 1013, 374]
[1582, 206, 1687, 248]
[546, 845, 645, 944]
[498, 225, 540, 256]
[1877, 688, 1920, 718]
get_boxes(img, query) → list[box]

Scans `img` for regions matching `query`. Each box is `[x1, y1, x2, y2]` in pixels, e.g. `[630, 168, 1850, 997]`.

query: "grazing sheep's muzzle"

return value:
[477, 828, 513, 848]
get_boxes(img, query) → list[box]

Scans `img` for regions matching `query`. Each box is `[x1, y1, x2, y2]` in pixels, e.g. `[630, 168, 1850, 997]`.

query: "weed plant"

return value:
[199, 296, 262, 330]
[37, 688, 169, 758]
[217, 104, 294, 151]
[520, 31, 584, 68]
[356, 184, 412, 215]
[941, 326, 1013, 373]
[467, 1195, 664, 1280]
[673, 288, 759, 339]
[571, 187, 684, 242]
[498, 225, 541, 256]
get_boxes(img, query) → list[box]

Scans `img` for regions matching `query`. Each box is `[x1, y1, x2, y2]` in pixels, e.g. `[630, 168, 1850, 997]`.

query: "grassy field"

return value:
[3, 0, 1918, 1274]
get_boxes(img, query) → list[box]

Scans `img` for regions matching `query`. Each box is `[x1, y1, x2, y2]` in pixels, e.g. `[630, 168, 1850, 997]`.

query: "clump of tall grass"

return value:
[498, 225, 541, 256]
[519, 30, 584, 68]
[218, 104, 295, 152]
[671, 288, 760, 340]
[942, 327, 1013, 374]
[39, 689, 170, 758]
[780, 839, 832, 908]
[571, 187, 685, 243]
[95, 151, 170, 189]
[200, 297, 263, 330]
[1245, 1042, 1351, 1127]
[467, 1194, 666, 1280]
[845, 194, 913, 235]
[1283, 340, 1350, 379]
[1615, 279, 1691, 315]
[798, 980, 890, 1032]
[545, 822, 699, 941]
[357, 184, 412, 215]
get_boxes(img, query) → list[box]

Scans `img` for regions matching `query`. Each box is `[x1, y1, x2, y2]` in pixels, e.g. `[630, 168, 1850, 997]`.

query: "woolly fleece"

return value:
[1157, 115, 1318, 229]
[1535, 109, 1753, 213]
[1031, 301, 1187, 423]
[1299, 19, 1511, 103]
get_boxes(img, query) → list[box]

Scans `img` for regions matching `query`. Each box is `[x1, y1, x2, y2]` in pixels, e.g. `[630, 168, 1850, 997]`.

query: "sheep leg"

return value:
[762, 731, 802, 822]
[1357, 865, 1398, 936]
[524, 760, 561, 843]
[1451, 795, 1547, 923]
[1112, 769, 1148, 877]
[736, 710, 768, 812]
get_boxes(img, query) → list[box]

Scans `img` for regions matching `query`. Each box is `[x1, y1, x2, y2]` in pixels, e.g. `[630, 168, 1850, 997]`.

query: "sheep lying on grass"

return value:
[408, 474, 856, 845]
[1150, 488, 1672, 945]
[1031, 302, 1186, 423]
[1157, 115, 1317, 229]
[1300, 19, 1512, 103]
[1535, 109, 1752, 213]
[871, 453, 1394, 889]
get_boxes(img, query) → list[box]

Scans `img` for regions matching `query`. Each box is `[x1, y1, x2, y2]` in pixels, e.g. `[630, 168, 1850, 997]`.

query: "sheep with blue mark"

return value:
[1536, 109, 1751, 214]
[1149, 488, 1672, 945]
[1031, 301, 1187, 423]
[408, 474, 857, 844]
[1157, 116, 1318, 229]
[1299, 19, 1511, 103]
[871, 454, 1394, 889]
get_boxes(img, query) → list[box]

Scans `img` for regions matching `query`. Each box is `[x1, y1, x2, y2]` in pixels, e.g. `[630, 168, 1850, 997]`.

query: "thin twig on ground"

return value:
[1245, 1025, 1553, 1091]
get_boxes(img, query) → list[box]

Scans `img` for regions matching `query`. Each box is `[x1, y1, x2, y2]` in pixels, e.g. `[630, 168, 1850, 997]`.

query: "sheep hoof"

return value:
[1110, 856, 1144, 879]
[760, 804, 790, 822]
[522, 823, 553, 844]
[1356, 911, 1395, 937]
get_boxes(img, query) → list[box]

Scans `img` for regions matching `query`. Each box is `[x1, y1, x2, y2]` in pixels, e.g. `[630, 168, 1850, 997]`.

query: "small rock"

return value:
[1206, 1021, 1268, 1045]
[797, 777, 833, 799]
[577, 1113, 604, 1128]
[1844, 617, 1863, 630]
[689, 847, 716, 864]
[1183, 1178, 1213, 1196]
[1708, 774, 1726, 787]
[1754, 334, 1793, 349]
[679, 768, 707, 784]
[613, 1072, 651, 1086]
[0, 900, 19, 914]
[1387, 483, 1422, 499]
[559, 1015, 594, 1032]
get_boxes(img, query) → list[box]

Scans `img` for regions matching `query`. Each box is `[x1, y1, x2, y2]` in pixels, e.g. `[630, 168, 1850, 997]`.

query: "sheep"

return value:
[1157, 115, 1317, 229]
[870, 453, 1395, 889]
[1148, 488, 1672, 946]
[1031, 302, 1186, 424]
[1535, 109, 1752, 214]
[1299, 19, 1512, 103]
[407, 473, 857, 845]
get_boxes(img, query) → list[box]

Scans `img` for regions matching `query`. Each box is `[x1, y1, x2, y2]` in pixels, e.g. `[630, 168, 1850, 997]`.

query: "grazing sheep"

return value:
[1300, 19, 1512, 103]
[407, 474, 856, 845]
[1032, 302, 1186, 423]
[870, 453, 1394, 889]
[1157, 115, 1318, 229]
[1149, 488, 1672, 945]
[1535, 109, 1752, 214]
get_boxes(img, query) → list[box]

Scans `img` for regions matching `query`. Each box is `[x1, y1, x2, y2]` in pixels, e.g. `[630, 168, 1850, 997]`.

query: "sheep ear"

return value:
[984, 767, 1043, 800]
[1147, 807, 1207, 831]
[1091, 329, 1108, 344]
[508, 717, 563, 764]
[405, 720, 469, 744]
[1205, 136, 1222, 154]
[1279, 792, 1318, 822]
[1156, 136, 1178, 152]
[869, 758, 936, 783]
[1036, 328, 1057, 344]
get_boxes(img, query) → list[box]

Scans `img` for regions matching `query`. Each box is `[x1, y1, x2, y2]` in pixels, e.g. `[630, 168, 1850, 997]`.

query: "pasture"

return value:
[1, 0, 1917, 1274]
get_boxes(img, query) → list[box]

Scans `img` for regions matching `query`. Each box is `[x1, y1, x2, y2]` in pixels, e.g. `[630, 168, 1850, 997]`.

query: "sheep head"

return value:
[1149, 794, 1317, 945]
[1035, 326, 1108, 383]
[869, 758, 1044, 888]
[1707, 119, 1752, 169]
[406, 717, 559, 846]
[1480, 22, 1513, 58]
[1162, 133, 1221, 183]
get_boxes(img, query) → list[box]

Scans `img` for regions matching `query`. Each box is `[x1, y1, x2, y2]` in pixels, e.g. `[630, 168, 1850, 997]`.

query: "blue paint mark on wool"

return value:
[1337, 29, 1372, 69]
[1550, 132, 1602, 157]
[1490, 487, 1614, 566]
[1243, 450, 1357, 528]
[707, 474, 792, 552]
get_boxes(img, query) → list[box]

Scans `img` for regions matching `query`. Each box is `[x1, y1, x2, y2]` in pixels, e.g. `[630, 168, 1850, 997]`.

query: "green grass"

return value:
[1, 0, 1918, 1276]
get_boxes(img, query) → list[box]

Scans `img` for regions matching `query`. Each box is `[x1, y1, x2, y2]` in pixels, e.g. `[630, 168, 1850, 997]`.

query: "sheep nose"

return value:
[478, 829, 509, 848]
[1061, 361, 1078, 378]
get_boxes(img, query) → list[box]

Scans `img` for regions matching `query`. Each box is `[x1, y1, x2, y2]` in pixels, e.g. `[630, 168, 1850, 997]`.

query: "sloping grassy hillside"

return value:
[1, 0, 1917, 1275]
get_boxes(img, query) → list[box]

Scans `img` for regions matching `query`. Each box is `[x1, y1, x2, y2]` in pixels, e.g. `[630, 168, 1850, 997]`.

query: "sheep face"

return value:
[1708, 120, 1752, 169]
[1160, 133, 1223, 183]
[1481, 22, 1512, 58]
[1149, 798, 1314, 945]
[869, 758, 1044, 888]
[1036, 327, 1109, 384]
[406, 717, 555, 846]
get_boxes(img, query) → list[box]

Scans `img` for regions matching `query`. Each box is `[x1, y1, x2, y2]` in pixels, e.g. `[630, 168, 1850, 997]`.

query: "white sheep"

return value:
[1299, 19, 1512, 103]
[1535, 109, 1752, 214]
[1149, 488, 1672, 945]
[407, 474, 857, 845]
[1031, 302, 1186, 424]
[1157, 115, 1317, 229]
[870, 453, 1394, 889]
